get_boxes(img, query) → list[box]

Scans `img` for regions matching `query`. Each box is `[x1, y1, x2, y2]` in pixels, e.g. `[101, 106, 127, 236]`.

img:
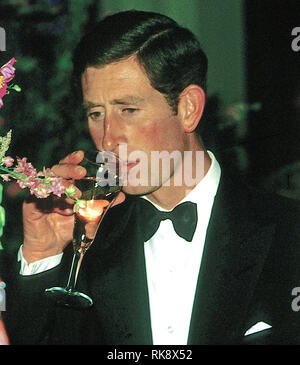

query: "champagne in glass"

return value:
[45, 151, 122, 309]
[73, 177, 119, 255]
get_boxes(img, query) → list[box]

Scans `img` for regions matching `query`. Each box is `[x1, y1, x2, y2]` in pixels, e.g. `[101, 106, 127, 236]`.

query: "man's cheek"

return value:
[137, 123, 164, 147]
[89, 126, 102, 148]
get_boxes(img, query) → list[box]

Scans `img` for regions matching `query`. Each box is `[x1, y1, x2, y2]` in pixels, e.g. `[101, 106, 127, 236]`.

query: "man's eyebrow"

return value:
[82, 101, 102, 111]
[82, 96, 146, 111]
[110, 96, 145, 105]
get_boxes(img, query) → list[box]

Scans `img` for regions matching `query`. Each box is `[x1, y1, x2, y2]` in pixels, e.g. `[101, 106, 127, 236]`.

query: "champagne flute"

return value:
[45, 151, 122, 309]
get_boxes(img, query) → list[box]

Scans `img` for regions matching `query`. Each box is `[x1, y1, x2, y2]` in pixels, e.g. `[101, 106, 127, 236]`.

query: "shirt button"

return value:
[167, 326, 174, 334]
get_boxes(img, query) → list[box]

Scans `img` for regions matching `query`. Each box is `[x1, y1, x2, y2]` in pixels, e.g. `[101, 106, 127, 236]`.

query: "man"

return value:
[1, 10, 300, 345]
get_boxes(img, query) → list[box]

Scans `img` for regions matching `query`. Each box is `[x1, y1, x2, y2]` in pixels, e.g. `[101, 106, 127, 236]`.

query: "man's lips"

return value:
[117, 160, 140, 185]
[124, 161, 139, 171]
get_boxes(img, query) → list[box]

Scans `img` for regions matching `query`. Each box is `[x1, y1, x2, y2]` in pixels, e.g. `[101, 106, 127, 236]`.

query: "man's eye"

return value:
[88, 111, 104, 120]
[122, 108, 138, 114]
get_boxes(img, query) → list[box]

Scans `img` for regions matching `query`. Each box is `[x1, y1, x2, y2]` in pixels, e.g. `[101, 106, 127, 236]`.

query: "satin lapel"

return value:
[82, 198, 153, 345]
[188, 175, 276, 344]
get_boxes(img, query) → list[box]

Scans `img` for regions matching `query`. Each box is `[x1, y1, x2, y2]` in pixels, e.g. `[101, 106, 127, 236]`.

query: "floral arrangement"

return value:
[0, 58, 78, 249]
[0, 57, 76, 199]
[0, 129, 77, 199]
[0, 128, 85, 251]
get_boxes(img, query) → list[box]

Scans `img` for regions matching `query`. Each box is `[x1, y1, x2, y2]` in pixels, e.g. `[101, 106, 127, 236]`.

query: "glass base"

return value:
[45, 287, 93, 309]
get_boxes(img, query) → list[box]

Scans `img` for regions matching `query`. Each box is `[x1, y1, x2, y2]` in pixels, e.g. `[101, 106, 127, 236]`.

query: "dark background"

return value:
[245, 0, 300, 188]
[0, 0, 299, 251]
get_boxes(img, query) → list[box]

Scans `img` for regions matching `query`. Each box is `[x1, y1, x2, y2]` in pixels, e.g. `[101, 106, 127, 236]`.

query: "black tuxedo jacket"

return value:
[1, 172, 300, 345]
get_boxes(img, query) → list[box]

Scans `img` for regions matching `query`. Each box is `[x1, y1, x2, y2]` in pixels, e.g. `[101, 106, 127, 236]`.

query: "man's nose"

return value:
[102, 114, 125, 151]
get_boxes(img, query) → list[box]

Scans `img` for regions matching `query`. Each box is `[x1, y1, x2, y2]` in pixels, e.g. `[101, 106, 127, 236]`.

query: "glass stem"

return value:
[65, 250, 83, 291]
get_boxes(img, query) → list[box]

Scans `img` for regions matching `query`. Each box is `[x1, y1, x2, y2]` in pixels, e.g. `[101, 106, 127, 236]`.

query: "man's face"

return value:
[81, 56, 189, 196]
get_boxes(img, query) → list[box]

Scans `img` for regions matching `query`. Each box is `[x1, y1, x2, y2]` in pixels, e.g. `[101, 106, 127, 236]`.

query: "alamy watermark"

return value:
[95, 144, 205, 188]
[0, 281, 6, 311]
[0, 27, 6, 52]
[291, 287, 300, 311]
[291, 27, 300, 52]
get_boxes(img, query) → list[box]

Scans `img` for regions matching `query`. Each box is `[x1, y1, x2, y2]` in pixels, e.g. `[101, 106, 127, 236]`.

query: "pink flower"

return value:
[2, 156, 14, 167]
[0, 150, 70, 200]
[0, 77, 7, 109]
[14, 157, 37, 177]
[30, 183, 52, 199]
[34, 168, 64, 198]
[13, 157, 42, 194]
[0, 58, 17, 109]
[1, 174, 11, 182]
[0, 58, 16, 83]
[16, 176, 37, 189]
[37, 168, 65, 197]
[38, 167, 56, 181]
[50, 178, 65, 197]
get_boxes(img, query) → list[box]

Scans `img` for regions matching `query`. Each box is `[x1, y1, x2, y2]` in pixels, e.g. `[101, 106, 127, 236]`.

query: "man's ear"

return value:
[178, 85, 205, 133]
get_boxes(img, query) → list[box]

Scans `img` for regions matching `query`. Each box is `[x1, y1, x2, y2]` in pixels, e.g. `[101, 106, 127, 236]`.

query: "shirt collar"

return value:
[181, 150, 221, 205]
[141, 150, 221, 211]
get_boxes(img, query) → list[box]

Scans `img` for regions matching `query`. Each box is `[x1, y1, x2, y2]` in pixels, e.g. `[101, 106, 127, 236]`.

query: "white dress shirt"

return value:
[17, 249, 63, 275]
[18, 151, 221, 345]
[142, 151, 221, 345]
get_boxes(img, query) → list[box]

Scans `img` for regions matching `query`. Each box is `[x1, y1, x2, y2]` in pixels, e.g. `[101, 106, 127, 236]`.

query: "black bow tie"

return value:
[135, 198, 198, 242]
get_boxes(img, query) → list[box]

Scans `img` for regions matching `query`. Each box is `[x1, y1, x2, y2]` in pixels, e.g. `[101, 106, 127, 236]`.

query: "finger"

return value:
[51, 163, 86, 180]
[24, 194, 75, 214]
[52, 207, 74, 216]
[59, 150, 85, 164]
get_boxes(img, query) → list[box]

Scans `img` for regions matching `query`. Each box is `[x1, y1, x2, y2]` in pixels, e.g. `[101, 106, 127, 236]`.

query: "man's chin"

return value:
[121, 184, 159, 196]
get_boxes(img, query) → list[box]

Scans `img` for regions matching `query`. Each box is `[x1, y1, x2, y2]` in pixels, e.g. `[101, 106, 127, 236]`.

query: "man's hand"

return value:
[22, 151, 125, 264]
[22, 151, 85, 263]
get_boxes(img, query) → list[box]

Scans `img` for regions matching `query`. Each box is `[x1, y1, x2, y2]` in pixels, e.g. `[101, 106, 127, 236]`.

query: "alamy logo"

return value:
[291, 27, 300, 52]
[95, 144, 205, 187]
[0, 27, 6, 52]
[0, 281, 6, 311]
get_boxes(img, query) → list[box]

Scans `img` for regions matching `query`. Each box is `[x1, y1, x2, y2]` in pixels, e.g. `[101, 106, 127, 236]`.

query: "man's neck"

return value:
[147, 149, 211, 210]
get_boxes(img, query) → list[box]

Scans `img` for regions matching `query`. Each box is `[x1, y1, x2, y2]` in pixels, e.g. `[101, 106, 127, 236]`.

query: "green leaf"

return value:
[0, 206, 6, 228]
